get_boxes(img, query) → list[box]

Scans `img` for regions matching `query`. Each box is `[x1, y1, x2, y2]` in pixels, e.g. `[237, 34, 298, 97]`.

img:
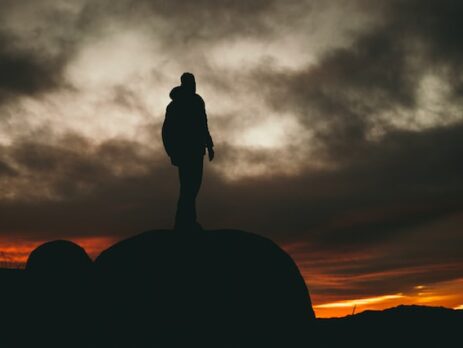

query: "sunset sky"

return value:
[0, 0, 462, 318]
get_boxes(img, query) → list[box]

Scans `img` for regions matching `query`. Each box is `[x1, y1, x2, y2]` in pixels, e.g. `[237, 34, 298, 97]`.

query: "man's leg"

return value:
[175, 164, 188, 229]
[175, 156, 203, 229]
[189, 157, 204, 224]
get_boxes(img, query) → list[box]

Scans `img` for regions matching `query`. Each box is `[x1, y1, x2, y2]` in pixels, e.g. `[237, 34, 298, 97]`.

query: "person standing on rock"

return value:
[162, 72, 214, 230]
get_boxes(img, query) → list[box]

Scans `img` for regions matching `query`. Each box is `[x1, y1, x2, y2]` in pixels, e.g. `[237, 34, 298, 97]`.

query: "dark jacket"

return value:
[162, 86, 213, 165]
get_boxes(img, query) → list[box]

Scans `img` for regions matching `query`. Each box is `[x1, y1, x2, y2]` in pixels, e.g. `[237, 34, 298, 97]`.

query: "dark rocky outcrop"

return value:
[24, 240, 95, 348]
[0, 230, 315, 347]
[95, 229, 315, 347]
[1, 231, 462, 347]
[26, 240, 92, 275]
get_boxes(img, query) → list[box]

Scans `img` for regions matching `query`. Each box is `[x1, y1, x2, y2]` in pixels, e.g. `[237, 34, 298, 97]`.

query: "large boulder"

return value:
[95, 229, 315, 347]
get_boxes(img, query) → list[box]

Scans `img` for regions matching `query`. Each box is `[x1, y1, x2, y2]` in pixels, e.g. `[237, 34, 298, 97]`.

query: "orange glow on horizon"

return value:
[312, 278, 463, 318]
[1, 239, 463, 318]
[315, 293, 404, 309]
[281, 243, 463, 318]
[0, 236, 117, 267]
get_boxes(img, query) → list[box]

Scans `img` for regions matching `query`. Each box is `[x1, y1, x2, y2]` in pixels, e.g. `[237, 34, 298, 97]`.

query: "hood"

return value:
[169, 85, 197, 101]
[169, 86, 184, 101]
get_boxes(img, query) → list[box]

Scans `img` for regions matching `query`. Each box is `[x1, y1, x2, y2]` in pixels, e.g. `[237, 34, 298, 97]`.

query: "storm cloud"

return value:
[0, 0, 462, 311]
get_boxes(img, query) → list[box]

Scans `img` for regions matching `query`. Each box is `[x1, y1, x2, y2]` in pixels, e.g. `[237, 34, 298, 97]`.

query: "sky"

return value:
[0, 0, 462, 318]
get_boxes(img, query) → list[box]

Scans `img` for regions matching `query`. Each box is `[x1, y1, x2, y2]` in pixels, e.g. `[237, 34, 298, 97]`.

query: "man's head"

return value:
[181, 72, 196, 94]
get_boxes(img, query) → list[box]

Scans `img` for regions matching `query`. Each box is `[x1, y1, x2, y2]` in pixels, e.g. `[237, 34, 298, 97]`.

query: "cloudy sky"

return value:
[1, 0, 462, 317]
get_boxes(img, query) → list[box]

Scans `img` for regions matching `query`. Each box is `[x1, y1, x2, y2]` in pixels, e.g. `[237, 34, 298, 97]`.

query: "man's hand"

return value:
[170, 156, 179, 166]
[208, 147, 215, 161]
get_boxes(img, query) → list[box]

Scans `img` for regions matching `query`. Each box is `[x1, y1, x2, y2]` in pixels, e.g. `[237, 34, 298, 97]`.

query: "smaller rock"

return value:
[26, 240, 92, 276]
[24, 240, 95, 348]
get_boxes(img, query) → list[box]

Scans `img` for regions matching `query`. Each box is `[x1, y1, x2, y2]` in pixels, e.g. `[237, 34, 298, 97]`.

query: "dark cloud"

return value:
[79, 0, 309, 44]
[210, 122, 463, 242]
[0, 31, 64, 102]
[0, 160, 17, 177]
[0, 2, 84, 105]
[257, 0, 463, 161]
[0, 132, 175, 238]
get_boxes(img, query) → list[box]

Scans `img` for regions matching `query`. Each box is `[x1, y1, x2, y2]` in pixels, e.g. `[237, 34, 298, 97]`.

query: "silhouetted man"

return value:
[162, 73, 214, 230]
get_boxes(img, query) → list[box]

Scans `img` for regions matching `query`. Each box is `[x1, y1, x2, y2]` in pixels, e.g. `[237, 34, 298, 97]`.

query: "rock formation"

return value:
[95, 229, 315, 347]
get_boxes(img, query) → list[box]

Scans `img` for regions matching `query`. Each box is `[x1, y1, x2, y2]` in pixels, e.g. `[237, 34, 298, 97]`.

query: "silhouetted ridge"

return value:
[353, 304, 463, 320]
[95, 229, 315, 347]
[316, 304, 463, 347]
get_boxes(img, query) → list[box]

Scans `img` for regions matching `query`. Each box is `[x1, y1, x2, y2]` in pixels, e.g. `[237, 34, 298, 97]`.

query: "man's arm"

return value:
[198, 96, 214, 161]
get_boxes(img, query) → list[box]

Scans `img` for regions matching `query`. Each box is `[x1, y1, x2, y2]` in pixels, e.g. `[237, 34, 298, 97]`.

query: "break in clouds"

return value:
[0, 0, 463, 302]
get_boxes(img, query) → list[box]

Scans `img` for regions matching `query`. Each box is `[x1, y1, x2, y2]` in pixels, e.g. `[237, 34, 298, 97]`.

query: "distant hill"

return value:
[351, 303, 461, 320]
[317, 305, 463, 346]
